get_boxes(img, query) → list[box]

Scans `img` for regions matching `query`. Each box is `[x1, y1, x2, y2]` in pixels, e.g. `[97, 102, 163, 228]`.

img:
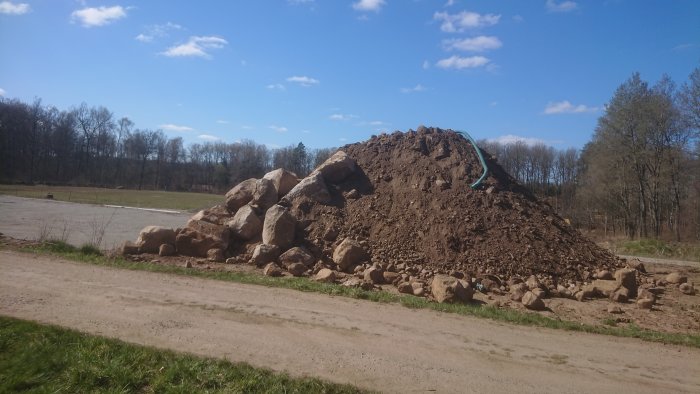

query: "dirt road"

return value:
[1, 252, 698, 393]
[0, 195, 189, 249]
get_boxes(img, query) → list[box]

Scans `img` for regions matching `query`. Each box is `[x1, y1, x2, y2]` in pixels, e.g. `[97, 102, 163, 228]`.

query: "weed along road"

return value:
[1, 252, 698, 393]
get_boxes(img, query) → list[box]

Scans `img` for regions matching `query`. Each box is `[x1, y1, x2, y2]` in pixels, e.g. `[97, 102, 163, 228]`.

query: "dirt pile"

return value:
[291, 127, 621, 282]
[124, 126, 623, 296]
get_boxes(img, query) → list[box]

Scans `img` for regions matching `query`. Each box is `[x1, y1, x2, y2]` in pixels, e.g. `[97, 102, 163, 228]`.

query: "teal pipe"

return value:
[456, 130, 488, 189]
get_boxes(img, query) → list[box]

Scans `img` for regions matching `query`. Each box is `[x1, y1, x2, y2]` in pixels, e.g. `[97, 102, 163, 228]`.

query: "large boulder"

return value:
[315, 151, 356, 184]
[189, 205, 232, 225]
[263, 168, 299, 197]
[175, 220, 230, 257]
[136, 226, 176, 253]
[364, 267, 384, 284]
[261, 205, 296, 251]
[281, 172, 331, 205]
[614, 268, 638, 298]
[251, 178, 278, 209]
[332, 238, 368, 272]
[225, 178, 257, 212]
[263, 262, 283, 277]
[287, 262, 307, 277]
[665, 272, 687, 285]
[225, 205, 262, 241]
[510, 282, 529, 302]
[430, 274, 473, 303]
[582, 279, 621, 298]
[250, 244, 280, 267]
[314, 268, 337, 283]
[279, 247, 314, 268]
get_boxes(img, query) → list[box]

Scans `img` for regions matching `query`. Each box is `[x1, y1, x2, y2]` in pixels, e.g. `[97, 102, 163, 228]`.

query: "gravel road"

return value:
[1, 252, 698, 394]
[0, 195, 190, 249]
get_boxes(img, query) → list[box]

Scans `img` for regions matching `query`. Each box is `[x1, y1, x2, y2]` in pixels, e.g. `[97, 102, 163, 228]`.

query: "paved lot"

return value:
[0, 195, 190, 249]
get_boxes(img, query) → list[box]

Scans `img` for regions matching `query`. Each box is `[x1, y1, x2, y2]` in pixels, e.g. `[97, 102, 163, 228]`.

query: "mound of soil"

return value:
[292, 127, 620, 281]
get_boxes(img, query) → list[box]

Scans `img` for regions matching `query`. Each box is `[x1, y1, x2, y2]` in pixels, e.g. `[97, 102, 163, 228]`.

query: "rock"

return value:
[607, 304, 624, 314]
[185, 261, 193, 268]
[531, 288, 546, 299]
[263, 168, 299, 198]
[510, 282, 529, 302]
[430, 274, 471, 303]
[614, 268, 638, 298]
[263, 262, 283, 277]
[314, 268, 336, 283]
[189, 205, 231, 225]
[225, 178, 257, 212]
[158, 243, 175, 257]
[596, 270, 613, 280]
[279, 247, 314, 268]
[315, 150, 356, 184]
[457, 279, 475, 302]
[287, 262, 307, 277]
[397, 282, 414, 294]
[382, 271, 401, 284]
[413, 286, 425, 297]
[136, 226, 176, 253]
[342, 277, 363, 288]
[120, 240, 140, 255]
[525, 275, 542, 291]
[665, 272, 687, 285]
[250, 244, 280, 267]
[176, 221, 230, 257]
[225, 205, 262, 241]
[611, 287, 629, 303]
[638, 288, 656, 303]
[207, 248, 225, 262]
[364, 267, 384, 284]
[281, 171, 331, 205]
[261, 205, 296, 251]
[521, 291, 546, 311]
[252, 178, 278, 209]
[332, 238, 368, 272]
[679, 283, 695, 295]
[627, 259, 646, 273]
[637, 298, 654, 310]
[584, 279, 620, 298]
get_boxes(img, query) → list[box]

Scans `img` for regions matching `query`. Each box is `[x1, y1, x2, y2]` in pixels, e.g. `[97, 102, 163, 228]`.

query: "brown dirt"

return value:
[293, 127, 621, 282]
[2, 251, 699, 394]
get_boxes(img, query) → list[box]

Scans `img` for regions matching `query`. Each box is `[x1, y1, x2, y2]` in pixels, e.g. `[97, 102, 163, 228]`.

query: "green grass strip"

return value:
[0, 316, 365, 394]
[13, 241, 700, 349]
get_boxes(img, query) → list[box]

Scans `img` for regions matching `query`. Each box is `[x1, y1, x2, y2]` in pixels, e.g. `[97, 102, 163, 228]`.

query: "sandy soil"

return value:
[1, 251, 698, 394]
[0, 195, 190, 249]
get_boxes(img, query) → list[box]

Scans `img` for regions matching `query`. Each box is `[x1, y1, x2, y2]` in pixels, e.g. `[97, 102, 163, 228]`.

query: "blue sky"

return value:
[1, 0, 699, 149]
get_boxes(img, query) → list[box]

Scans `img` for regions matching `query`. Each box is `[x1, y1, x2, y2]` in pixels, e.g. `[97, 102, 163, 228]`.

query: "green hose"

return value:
[456, 130, 488, 189]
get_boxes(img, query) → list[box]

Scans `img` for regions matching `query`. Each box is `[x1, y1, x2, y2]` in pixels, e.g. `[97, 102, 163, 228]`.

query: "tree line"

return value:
[481, 68, 700, 241]
[0, 99, 334, 192]
[0, 68, 698, 240]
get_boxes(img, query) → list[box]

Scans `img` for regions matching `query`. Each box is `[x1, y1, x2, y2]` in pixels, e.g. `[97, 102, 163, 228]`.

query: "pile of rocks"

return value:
[123, 127, 664, 307]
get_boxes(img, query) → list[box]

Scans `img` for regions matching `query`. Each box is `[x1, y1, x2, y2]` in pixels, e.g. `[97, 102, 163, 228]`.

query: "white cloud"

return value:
[512, 15, 524, 22]
[159, 124, 194, 132]
[543, 100, 598, 114]
[444, 0, 456, 7]
[301, 129, 312, 134]
[269, 125, 288, 133]
[0, 1, 29, 15]
[161, 36, 228, 58]
[135, 22, 182, 43]
[286, 75, 319, 87]
[422, 60, 431, 69]
[436, 55, 489, 69]
[443, 36, 502, 52]
[288, 0, 315, 4]
[71, 6, 127, 27]
[546, 0, 577, 13]
[266, 83, 286, 90]
[433, 11, 500, 32]
[369, 121, 386, 126]
[352, 0, 386, 12]
[216, 120, 229, 124]
[329, 114, 357, 121]
[488, 134, 547, 146]
[400, 84, 426, 94]
[339, 137, 348, 142]
[198, 134, 221, 141]
[0, 88, 5, 96]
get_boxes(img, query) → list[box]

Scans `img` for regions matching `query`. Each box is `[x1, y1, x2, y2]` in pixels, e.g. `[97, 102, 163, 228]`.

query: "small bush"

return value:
[78, 244, 102, 256]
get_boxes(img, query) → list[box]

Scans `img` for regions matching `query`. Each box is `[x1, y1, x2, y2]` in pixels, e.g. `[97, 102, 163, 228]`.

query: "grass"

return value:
[0, 316, 364, 393]
[0, 184, 223, 211]
[13, 240, 700, 349]
[608, 238, 700, 262]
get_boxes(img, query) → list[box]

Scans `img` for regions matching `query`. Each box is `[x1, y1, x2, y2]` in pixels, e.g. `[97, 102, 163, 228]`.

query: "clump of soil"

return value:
[292, 126, 621, 282]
